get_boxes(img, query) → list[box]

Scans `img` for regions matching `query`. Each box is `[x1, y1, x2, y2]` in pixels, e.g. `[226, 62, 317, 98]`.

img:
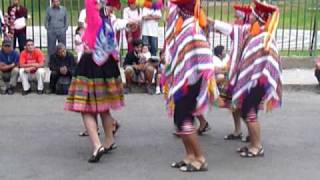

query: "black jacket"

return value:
[49, 51, 76, 76]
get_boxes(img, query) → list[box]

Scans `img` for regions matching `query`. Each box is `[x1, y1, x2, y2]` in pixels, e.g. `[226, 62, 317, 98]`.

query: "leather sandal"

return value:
[171, 160, 188, 168]
[180, 161, 208, 172]
[88, 146, 105, 163]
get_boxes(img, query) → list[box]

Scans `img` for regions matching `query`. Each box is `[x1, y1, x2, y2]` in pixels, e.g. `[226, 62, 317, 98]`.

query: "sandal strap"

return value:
[224, 133, 242, 140]
[171, 161, 187, 168]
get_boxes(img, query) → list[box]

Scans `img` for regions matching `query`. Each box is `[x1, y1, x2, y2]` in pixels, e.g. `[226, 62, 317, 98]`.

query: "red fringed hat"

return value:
[252, 0, 278, 23]
[233, 4, 252, 18]
[170, 0, 195, 13]
[106, 0, 121, 10]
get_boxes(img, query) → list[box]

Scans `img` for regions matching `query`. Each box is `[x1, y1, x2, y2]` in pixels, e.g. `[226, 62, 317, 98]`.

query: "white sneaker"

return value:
[156, 86, 161, 95]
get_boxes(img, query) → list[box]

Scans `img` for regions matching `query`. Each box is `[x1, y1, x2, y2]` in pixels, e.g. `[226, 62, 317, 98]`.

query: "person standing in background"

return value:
[45, 0, 68, 57]
[7, 0, 28, 52]
[141, 6, 161, 56]
[123, 0, 141, 53]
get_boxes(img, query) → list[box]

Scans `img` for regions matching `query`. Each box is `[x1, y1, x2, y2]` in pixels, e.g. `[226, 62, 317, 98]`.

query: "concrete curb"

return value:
[282, 57, 317, 69]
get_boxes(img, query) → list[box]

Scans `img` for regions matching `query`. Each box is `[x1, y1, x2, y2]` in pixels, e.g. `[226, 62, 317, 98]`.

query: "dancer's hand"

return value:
[207, 17, 214, 26]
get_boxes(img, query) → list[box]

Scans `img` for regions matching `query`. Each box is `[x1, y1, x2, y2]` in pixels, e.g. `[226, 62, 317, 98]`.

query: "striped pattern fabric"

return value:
[163, 5, 218, 116]
[65, 76, 124, 113]
[93, 18, 119, 66]
[232, 32, 282, 111]
[217, 23, 249, 109]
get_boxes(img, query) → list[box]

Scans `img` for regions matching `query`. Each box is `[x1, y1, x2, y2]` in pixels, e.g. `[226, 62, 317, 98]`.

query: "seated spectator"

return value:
[0, 40, 19, 95]
[315, 57, 320, 86]
[48, 43, 76, 94]
[19, 39, 45, 95]
[123, 39, 156, 94]
[123, 39, 142, 93]
[137, 43, 151, 82]
[140, 43, 151, 64]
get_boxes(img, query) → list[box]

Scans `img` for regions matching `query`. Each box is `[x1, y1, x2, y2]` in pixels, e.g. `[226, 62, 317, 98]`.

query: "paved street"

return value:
[0, 91, 320, 180]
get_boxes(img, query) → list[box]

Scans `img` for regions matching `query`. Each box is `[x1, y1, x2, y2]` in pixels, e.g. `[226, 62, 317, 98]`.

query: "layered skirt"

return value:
[64, 53, 124, 113]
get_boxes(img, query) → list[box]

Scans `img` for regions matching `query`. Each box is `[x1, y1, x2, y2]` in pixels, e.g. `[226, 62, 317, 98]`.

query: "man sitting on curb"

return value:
[19, 39, 46, 95]
[0, 40, 19, 95]
[123, 39, 156, 94]
[48, 43, 76, 94]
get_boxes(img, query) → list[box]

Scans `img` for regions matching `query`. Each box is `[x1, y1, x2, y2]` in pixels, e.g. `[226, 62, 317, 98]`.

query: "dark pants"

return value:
[315, 69, 320, 85]
[50, 71, 71, 92]
[13, 32, 26, 52]
[47, 29, 67, 56]
[142, 35, 158, 56]
[241, 85, 265, 120]
[174, 79, 202, 133]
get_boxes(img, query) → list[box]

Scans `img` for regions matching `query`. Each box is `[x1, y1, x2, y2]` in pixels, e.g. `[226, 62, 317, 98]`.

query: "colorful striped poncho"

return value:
[232, 31, 282, 111]
[212, 20, 282, 112]
[163, 5, 218, 116]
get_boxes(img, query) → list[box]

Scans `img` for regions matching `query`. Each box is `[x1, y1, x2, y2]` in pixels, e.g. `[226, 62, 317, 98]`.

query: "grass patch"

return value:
[0, 0, 318, 28]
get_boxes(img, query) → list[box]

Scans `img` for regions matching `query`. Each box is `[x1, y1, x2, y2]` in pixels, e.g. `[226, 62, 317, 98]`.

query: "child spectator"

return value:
[74, 26, 85, 63]
[140, 43, 151, 64]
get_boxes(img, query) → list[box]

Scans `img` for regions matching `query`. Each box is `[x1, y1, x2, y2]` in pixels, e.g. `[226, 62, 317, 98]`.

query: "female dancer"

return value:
[65, 0, 137, 163]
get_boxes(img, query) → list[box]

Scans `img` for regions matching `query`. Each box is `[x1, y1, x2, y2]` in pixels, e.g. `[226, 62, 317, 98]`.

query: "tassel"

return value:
[250, 21, 261, 36]
[174, 16, 184, 35]
[263, 10, 280, 51]
[193, 0, 201, 33]
[199, 9, 207, 28]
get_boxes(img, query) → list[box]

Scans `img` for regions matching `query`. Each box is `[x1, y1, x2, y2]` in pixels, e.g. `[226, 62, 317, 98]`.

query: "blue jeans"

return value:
[13, 32, 26, 52]
[142, 36, 158, 56]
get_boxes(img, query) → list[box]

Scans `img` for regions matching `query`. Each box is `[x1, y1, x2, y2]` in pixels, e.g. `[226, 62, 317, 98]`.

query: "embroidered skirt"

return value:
[64, 53, 124, 113]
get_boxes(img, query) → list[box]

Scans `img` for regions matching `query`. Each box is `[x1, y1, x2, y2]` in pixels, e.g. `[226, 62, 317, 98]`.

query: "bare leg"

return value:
[80, 114, 98, 136]
[100, 111, 115, 148]
[82, 113, 101, 155]
[145, 65, 154, 85]
[182, 133, 206, 168]
[232, 110, 242, 135]
[145, 65, 155, 94]
[246, 121, 262, 153]
[125, 68, 134, 89]
[197, 115, 208, 131]
[180, 135, 195, 163]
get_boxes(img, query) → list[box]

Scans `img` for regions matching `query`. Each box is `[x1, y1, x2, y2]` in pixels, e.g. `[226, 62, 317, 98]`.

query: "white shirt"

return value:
[123, 7, 141, 22]
[213, 54, 230, 69]
[78, 9, 86, 27]
[141, 7, 161, 37]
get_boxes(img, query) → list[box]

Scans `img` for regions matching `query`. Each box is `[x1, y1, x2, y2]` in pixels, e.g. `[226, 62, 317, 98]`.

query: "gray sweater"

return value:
[45, 6, 68, 31]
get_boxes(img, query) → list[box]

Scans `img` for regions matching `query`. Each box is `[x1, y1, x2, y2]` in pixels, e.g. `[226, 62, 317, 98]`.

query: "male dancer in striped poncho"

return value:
[163, 0, 218, 172]
[208, 0, 282, 157]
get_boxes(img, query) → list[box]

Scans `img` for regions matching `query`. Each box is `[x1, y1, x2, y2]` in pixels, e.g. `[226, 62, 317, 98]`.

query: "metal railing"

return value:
[0, 0, 319, 56]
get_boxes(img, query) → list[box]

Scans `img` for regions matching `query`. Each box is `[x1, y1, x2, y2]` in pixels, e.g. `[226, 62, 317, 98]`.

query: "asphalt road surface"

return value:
[0, 91, 319, 180]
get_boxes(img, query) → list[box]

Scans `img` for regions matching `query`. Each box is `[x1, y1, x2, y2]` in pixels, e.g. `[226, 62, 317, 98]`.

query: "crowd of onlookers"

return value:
[0, 0, 165, 96]
[0, 0, 74, 95]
